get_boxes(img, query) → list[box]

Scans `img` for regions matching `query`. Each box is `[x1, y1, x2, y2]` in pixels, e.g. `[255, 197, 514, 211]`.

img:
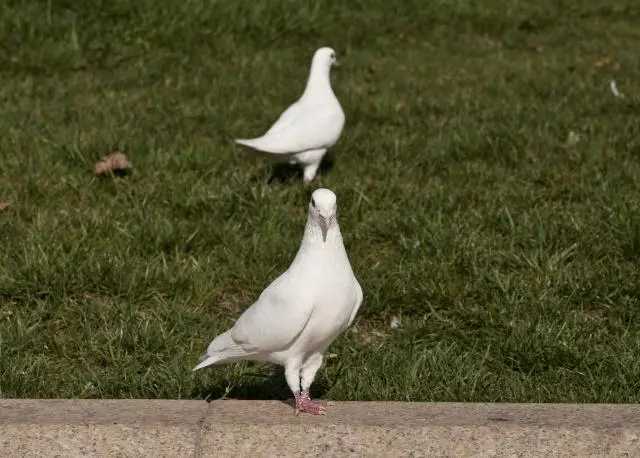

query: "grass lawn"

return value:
[1, 0, 640, 402]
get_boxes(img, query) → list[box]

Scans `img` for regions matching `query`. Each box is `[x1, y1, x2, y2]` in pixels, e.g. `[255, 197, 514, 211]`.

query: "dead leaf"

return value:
[593, 57, 611, 68]
[94, 152, 133, 176]
[533, 45, 544, 53]
[0, 202, 10, 211]
[350, 324, 389, 344]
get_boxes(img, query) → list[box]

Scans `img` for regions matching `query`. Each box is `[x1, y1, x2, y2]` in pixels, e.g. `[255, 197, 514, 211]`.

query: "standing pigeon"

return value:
[193, 188, 363, 415]
[235, 47, 345, 184]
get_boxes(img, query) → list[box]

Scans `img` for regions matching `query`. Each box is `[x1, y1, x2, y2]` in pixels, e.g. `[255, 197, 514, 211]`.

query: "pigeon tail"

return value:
[235, 138, 261, 149]
[235, 136, 295, 155]
[192, 330, 250, 371]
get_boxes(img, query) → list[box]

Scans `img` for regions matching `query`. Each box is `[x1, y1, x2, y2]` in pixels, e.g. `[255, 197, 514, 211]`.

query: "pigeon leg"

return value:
[298, 149, 326, 184]
[302, 161, 321, 184]
[285, 357, 326, 415]
[284, 358, 313, 415]
[284, 359, 302, 395]
[296, 353, 333, 414]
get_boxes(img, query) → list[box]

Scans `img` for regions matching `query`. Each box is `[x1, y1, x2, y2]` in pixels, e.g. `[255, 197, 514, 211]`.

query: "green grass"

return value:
[1, 0, 640, 402]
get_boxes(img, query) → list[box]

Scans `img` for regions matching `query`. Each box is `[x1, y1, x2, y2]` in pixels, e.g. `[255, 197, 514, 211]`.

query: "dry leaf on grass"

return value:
[94, 152, 133, 176]
[0, 202, 10, 211]
[350, 325, 389, 344]
[593, 56, 611, 68]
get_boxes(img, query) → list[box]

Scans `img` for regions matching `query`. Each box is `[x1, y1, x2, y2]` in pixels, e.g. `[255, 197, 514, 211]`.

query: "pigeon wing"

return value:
[230, 275, 314, 353]
[240, 101, 344, 154]
[264, 99, 304, 136]
[347, 280, 364, 327]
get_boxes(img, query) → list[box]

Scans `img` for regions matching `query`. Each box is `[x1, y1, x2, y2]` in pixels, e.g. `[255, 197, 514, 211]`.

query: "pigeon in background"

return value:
[194, 188, 363, 415]
[235, 47, 345, 184]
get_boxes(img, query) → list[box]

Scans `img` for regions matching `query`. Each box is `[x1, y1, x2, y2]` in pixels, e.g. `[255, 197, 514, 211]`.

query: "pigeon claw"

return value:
[293, 392, 330, 416]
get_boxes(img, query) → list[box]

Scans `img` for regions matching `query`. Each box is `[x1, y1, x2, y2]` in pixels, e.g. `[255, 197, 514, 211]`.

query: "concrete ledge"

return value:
[1, 400, 639, 457]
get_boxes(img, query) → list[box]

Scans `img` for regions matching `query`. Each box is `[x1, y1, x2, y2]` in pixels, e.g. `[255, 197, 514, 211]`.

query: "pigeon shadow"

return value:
[262, 153, 336, 184]
[192, 366, 333, 404]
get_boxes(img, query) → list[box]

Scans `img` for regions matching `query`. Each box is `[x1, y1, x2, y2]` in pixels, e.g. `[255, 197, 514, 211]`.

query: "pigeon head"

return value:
[303, 47, 341, 97]
[313, 47, 339, 68]
[309, 188, 338, 243]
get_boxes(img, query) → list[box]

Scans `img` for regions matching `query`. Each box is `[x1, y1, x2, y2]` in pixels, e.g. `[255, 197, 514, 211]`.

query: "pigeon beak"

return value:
[334, 58, 340, 67]
[320, 215, 333, 242]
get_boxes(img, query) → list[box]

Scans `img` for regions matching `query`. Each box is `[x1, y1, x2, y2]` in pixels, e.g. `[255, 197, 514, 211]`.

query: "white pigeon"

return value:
[235, 47, 345, 184]
[193, 188, 363, 415]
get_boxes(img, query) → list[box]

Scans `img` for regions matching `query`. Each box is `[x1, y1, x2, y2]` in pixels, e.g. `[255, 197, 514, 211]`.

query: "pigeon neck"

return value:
[302, 61, 333, 98]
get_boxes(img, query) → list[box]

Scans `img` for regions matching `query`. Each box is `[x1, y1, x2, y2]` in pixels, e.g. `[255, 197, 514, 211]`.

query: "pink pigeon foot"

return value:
[300, 390, 334, 407]
[293, 391, 332, 415]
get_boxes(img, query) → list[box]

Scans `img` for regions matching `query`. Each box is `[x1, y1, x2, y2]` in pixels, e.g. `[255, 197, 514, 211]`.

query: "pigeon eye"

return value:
[311, 198, 316, 208]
